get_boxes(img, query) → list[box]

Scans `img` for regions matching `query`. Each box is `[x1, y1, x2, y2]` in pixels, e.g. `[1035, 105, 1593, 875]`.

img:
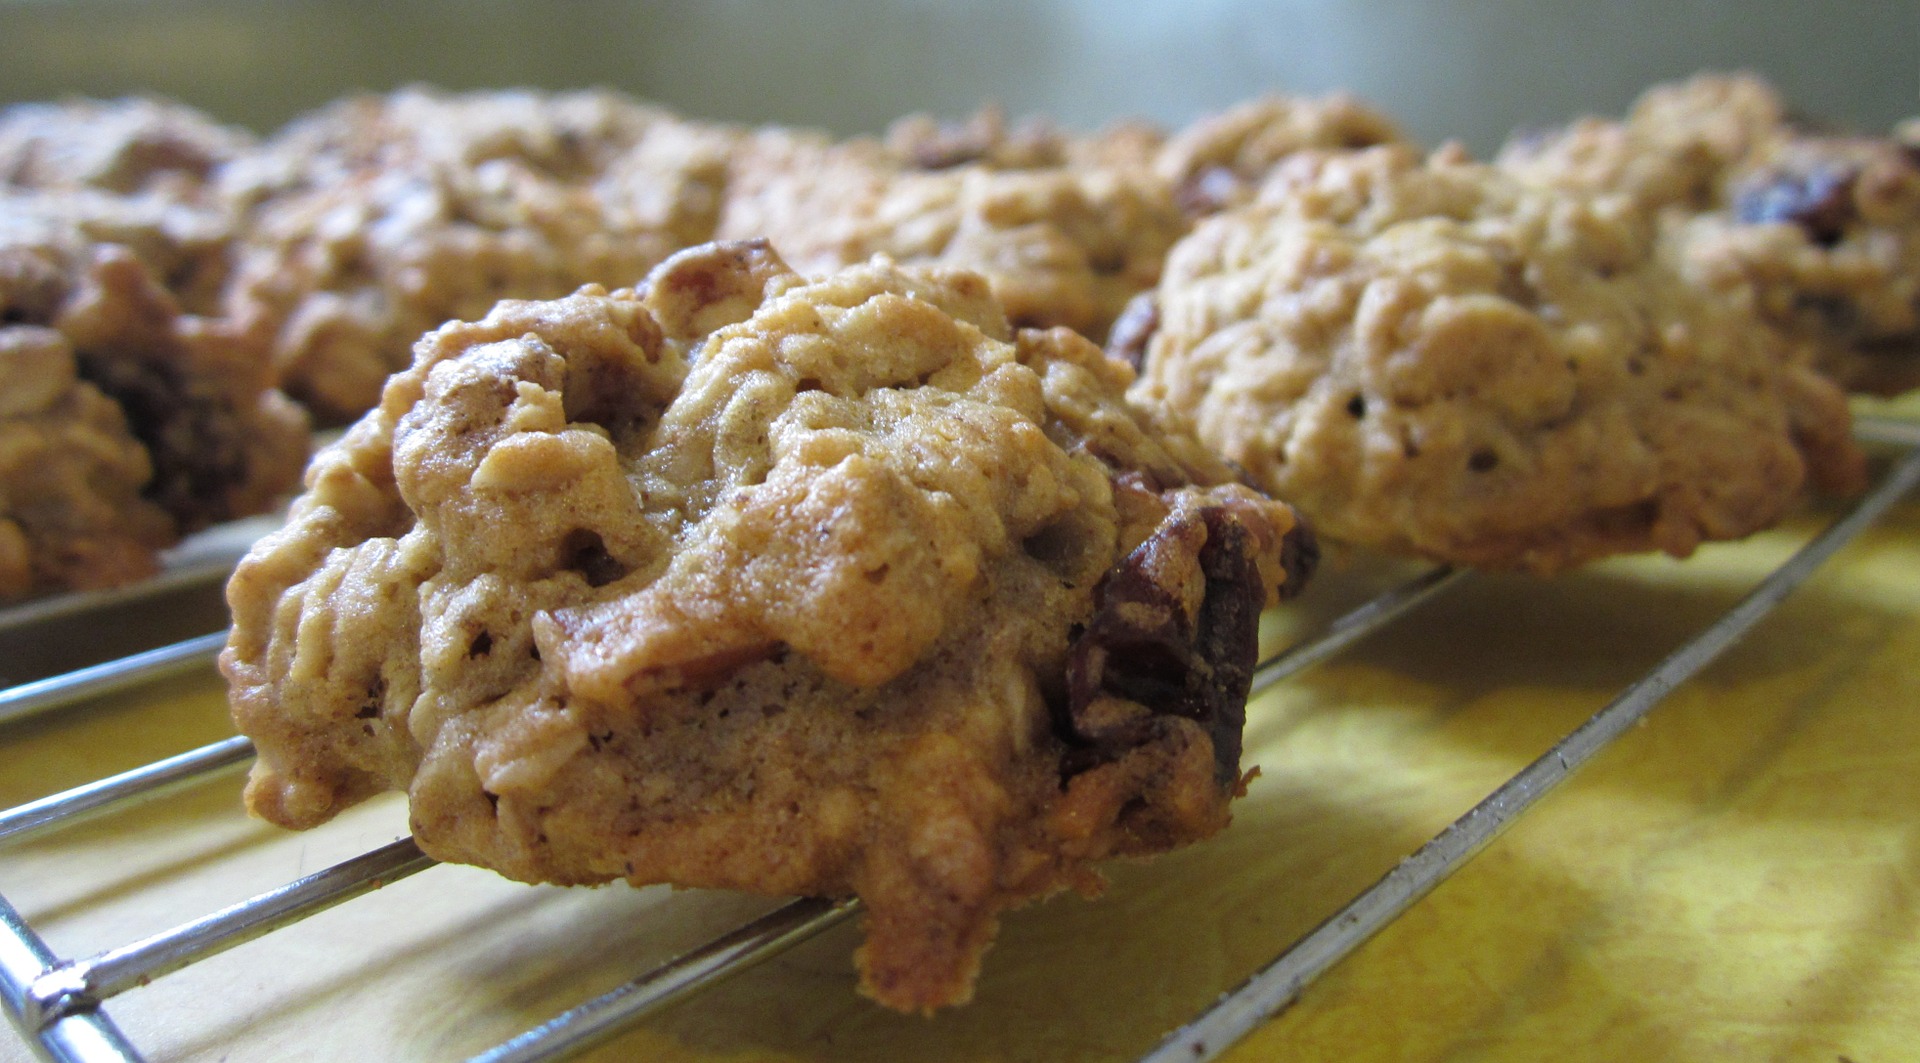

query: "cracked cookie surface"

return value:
[223, 241, 1311, 1012]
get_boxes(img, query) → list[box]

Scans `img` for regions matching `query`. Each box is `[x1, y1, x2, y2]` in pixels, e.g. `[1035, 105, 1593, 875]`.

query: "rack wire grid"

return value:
[5, 415, 1919, 1063]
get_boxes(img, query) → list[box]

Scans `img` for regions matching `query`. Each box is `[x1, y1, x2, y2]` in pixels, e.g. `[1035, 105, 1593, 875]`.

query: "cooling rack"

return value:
[4, 416, 1919, 1063]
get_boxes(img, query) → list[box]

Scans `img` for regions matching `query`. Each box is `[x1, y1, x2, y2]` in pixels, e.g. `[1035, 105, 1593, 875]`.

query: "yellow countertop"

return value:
[5, 448, 1919, 1062]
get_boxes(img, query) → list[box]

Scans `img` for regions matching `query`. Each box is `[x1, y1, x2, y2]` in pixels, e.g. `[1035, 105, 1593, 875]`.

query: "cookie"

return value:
[1154, 93, 1406, 217]
[883, 104, 1165, 172]
[0, 96, 255, 204]
[0, 315, 170, 600]
[717, 131, 1188, 341]
[1497, 73, 1789, 211]
[1677, 134, 1920, 395]
[1131, 145, 1863, 574]
[0, 188, 307, 599]
[1500, 74, 1920, 394]
[223, 241, 1311, 1012]
[225, 88, 726, 422]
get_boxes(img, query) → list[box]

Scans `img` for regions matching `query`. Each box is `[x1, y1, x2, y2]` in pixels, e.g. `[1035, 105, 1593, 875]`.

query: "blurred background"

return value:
[0, 0, 1913, 150]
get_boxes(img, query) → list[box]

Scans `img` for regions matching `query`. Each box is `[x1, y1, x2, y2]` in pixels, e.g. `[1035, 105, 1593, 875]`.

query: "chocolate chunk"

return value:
[1189, 507, 1263, 780]
[1734, 164, 1858, 247]
[1058, 504, 1269, 786]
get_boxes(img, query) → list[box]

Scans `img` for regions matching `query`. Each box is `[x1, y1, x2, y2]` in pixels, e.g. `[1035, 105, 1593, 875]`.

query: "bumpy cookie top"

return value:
[1133, 145, 1862, 573]
[225, 242, 1309, 1011]
[1155, 93, 1406, 216]
[1, 188, 307, 597]
[1498, 72, 1789, 211]
[0, 97, 256, 204]
[883, 105, 1165, 172]
[226, 88, 722, 422]
[1497, 74, 1920, 396]
[223, 87, 667, 202]
[1682, 134, 1920, 395]
[717, 135, 1188, 341]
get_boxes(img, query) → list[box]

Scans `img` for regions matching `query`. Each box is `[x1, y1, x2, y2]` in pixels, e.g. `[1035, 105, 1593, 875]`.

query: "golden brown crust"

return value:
[0, 187, 307, 600]
[716, 131, 1189, 342]
[1498, 73, 1790, 212]
[1499, 73, 1920, 395]
[1135, 145, 1863, 573]
[223, 243, 1308, 1012]
[1155, 93, 1407, 216]
[0, 96, 255, 203]
[224, 88, 724, 422]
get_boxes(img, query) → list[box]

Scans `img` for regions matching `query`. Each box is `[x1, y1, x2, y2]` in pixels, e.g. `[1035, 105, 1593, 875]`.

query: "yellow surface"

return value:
[5, 457, 1920, 1061]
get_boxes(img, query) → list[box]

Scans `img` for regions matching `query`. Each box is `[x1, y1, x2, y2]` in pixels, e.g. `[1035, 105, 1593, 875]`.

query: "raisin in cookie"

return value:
[1131, 145, 1862, 574]
[225, 88, 726, 423]
[223, 241, 1312, 1012]
[1, 189, 306, 599]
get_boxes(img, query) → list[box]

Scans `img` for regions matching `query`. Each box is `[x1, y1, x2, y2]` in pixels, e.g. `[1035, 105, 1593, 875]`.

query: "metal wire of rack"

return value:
[4, 416, 1918, 1063]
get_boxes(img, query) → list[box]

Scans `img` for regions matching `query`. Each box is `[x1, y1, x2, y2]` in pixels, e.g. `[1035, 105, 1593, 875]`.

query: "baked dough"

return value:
[1676, 133, 1920, 395]
[0, 165, 305, 599]
[717, 125, 1188, 341]
[1132, 145, 1863, 573]
[1500, 73, 1920, 394]
[223, 242, 1312, 1011]
[0, 95, 255, 205]
[223, 88, 723, 422]
[1154, 92, 1405, 216]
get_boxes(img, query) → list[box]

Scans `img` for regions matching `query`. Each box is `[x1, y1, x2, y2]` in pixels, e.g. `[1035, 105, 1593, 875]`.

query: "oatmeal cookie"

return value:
[1499, 74, 1920, 395]
[884, 105, 1081, 171]
[222, 86, 664, 202]
[1675, 134, 1920, 395]
[717, 133, 1188, 341]
[226, 88, 728, 422]
[224, 241, 1311, 1011]
[1497, 73, 1790, 211]
[1155, 93, 1406, 217]
[883, 104, 1165, 172]
[1132, 145, 1862, 574]
[0, 189, 307, 598]
[0, 96, 255, 205]
[0, 321, 169, 600]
